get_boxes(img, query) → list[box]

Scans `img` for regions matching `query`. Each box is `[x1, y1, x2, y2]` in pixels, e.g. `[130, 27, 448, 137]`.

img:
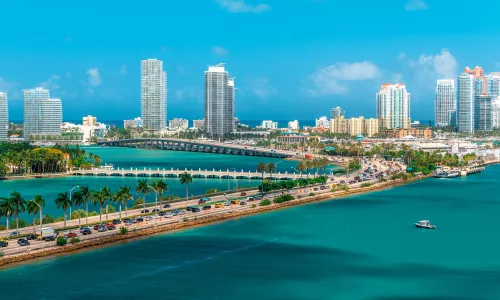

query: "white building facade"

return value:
[434, 80, 456, 127]
[288, 120, 299, 131]
[141, 59, 167, 130]
[376, 83, 411, 129]
[40, 98, 62, 135]
[457, 73, 475, 133]
[169, 118, 189, 130]
[492, 97, 500, 129]
[24, 87, 63, 137]
[315, 116, 330, 128]
[261, 120, 278, 129]
[204, 64, 235, 136]
[0, 92, 8, 141]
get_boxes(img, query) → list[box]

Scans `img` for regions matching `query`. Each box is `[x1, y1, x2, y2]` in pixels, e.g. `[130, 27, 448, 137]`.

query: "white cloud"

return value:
[120, 65, 127, 75]
[305, 61, 381, 96]
[217, 0, 270, 13]
[397, 52, 406, 62]
[211, 46, 228, 56]
[87, 68, 102, 87]
[405, 0, 428, 11]
[37, 75, 60, 90]
[407, 49, 457, 82]
[0, 76, 18, 93]
[248, 77, 277, 98]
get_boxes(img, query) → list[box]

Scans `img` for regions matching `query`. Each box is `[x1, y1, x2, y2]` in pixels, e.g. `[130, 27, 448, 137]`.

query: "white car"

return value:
[145, 216, 153, 221]
[164, 213, 173, 218]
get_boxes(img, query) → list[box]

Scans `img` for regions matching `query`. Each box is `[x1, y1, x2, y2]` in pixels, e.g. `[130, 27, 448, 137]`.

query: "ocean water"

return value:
[0, 148, 341, 220]
[0, 165, 499, 299]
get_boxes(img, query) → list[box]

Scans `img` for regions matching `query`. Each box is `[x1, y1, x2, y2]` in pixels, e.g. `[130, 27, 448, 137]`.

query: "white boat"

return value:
[414, 220, 436, 229]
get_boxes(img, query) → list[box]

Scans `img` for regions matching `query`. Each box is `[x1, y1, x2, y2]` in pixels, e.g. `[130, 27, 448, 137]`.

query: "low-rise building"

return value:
[379, 128, 432, 139]
[124, 117, 143, 129]
[315, 116, 330, 128]
[192, 119, 205, 130]
[330, 116, 379, 137]
[262, 120, 278, 130]
[288, 120, 299, 131]
[277, 133, 319, 144]
[83, 115, 97, 126]
[169, 118, 189, 131]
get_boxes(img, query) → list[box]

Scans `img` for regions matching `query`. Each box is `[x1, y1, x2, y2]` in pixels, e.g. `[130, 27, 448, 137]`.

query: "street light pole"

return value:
[148, 185, 159, 216]
[275, 160, 283, 183]
[29, 199, 42, 233]
[69, 185, 80, 221]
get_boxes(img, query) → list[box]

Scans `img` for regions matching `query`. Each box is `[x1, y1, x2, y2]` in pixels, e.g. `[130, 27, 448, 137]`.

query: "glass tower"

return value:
[434, 80, 456, 127]
[456, 73, 475, 133]
[141, 59, 167, 130]
[0, 92, 7, 141]
[376, 83, 411, 129]
[204, 64, 235, 136]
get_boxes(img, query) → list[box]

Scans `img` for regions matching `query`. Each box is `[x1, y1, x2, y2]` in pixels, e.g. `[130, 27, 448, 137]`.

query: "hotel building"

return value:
[376, 83, 411, 129]
[204, 64, 235, 136]
[434, 80, 456, 127]
[141, 59, 167, 130]
[0, 92, 7, 141]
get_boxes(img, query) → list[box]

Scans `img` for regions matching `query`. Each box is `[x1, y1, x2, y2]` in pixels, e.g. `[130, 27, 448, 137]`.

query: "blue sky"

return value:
[1, 0, 500, 122]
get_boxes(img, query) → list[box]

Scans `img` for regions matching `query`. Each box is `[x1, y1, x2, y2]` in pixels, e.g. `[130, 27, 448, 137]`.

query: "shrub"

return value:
[119, 227, 128, 235]
[360, 182, 372, 188]
[339, 184, 349, 191]
[259, 199, 272, 206]
[273, 194, 294, 204]
[70, 237, 80, 244]
[379, 177, 387, 182]
[56, 236, 67, 246]
[330, 188, 337, 193]
[183, 217, 189, 222]
[251, 204, 257, 208]
[0, 252, 4, 258]
[309, 193, 315, 196]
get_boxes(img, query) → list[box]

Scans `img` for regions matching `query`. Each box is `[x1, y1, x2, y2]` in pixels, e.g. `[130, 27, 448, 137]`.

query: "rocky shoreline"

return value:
[0, 174, 428, 268]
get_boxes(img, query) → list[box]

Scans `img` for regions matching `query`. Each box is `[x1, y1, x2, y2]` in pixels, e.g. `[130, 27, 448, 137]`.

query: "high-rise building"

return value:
[474, 95, 492, 132]
[141, 59, 167, 130]
[288, 120, 299, 131]
[434, 80, 456, 127]
[315, 116, 330, 128]
[486, 73, 500, 98]
[168, 118, 189, 130]
[40, 98, 62, 135]
[376, 83, 411, 129]
[204, 64, 235, 136]
[261, 120, 278, 129]
[456, 72, 475, 133]
[330, 106, 344, 119]
[24, 87, 50, 137]
[83, 115, 97, 126]
[0, 92, 8, 141]
[464, 66, 486, 95]
[492, 97, 500, 129]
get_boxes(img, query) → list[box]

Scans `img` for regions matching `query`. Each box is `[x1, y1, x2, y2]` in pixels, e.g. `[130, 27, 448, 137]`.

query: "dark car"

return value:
[0, 240, 8, 247]
[43, 235, 56, 241]
[240, 192, 247, 196]
[26, 234, 39, 240]
[141, 209, 150, 213]
[81, 228, 92, 235]
[17, 239, 30, 246]
[198, 199, 207, 205]
[202, 205, 211, 211]
[186, 206, 195, 211]
[163, 204, 171, 209]
[93, 224, 102, 230]
[152, 208, 160, 213]
[112, 219, 122, 225]
[191, 207, 201, 213]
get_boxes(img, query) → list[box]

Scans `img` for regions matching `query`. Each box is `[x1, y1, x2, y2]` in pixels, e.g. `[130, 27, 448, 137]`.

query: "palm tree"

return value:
[305, 160, 313, 179]
[118, 186, 133, 219]
[136, 179, 150, 211]
[27, 195, 44, 234]
[179, 172, 193, 207]
[267, 163, 276, 181]
[54, 192, 72, 228]
[10, 191, 27, 235]
[71, 191, 85, 228]
[296, 160, 306, 178]
[0, 197, 14, 238]
[92, 189, 106, 222]
[101, 186, 112, 221]
[79, 186, 92, 225]
[151, 179, 168, 208]
[257, 162, 267, 189]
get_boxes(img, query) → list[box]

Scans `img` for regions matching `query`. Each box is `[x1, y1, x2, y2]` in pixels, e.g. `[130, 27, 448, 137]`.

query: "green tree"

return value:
[71, 191, 85, 228]
[151, 179, 168, 207]
[135, 179, 150, 211]
[256, 162, 267, 192]
[92, 189, 107, 222]
[10, 191, 27, 236]
[54, 192, 72, 228]
[296, 160, 306, 178]
[79, 186, 92, 225]
[0, 197, 14, 238]
[179, 172, 193, 207]
[117, 186, 133, 219]
[27, 195, 44, 234]
[101, 186, 112, 221]
[267, 163, 276, 180]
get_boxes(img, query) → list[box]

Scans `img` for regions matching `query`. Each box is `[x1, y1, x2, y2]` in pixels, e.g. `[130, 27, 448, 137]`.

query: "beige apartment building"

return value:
[330, 116, 379, 137]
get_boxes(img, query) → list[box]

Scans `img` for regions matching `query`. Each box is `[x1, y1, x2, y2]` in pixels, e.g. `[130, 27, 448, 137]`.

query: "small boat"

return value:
[415, 220, 436, 229]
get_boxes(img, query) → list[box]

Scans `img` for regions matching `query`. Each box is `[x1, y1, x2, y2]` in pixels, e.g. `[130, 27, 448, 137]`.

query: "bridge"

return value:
[69, 167, 304, 180]
[97, 138, 295, 158]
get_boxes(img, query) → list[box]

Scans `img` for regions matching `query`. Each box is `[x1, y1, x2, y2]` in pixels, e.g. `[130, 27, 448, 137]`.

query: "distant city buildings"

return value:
[169, 118, 189, 131]
[330, 116, 379, 137]
[141, 59, 167, 131]
[204, 64, 235, 136]
[261, 120, 278, 130]
[23, 87, 62, 137]
[376, 83, 411, 129]
[315, 116, 330, 128]
[434, 80, 456, 127]
[287, 120, 299, 131]
[123, 117, 143, 129]
[330, 106, 344, 119]
[83, 115, 97, 126]
[0, 92, 7, 141]
[192, 119, 205, 130]
[379, 128, 433, 139]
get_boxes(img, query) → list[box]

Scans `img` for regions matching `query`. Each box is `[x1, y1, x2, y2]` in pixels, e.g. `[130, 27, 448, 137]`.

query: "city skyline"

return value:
[2, 1, 500, 121]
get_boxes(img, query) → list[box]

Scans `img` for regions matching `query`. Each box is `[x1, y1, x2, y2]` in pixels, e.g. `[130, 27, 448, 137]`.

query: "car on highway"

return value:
[141, 209, 150, 213]
[64, 231, 77, 238]
[191, 207, 201, 213]
[164, 213, 173, 218]
[230, 200, 240, 205]
[17, 239, 30, 246]
[240, 201, 247, 205]
[186, 206, 195, 211]
[163, 204, 171, 209]
[152, 208, 160, 213]
[97, 226, 108, 232]
[93, 224, 104, 230]
[9, 231, 20, 238]
[247, 196, 255, 201]
[106, 223, 116, 230]
[178, 210, 187, 215]
[215, 203, 223, 208]
[240, 192, 247, 196]
[0, 239, 8, 247]
[81, 228, 92, 235]
[202, 205, 211, 210]
[145, 216, 153, 221]
[224, 201, 231, 206]
[112, 219, 122, 225]
[198, 198, 210, 205]
[124, 220, 132, 226]
[136, 217, 144, 222]
[26, 234, 39, 240]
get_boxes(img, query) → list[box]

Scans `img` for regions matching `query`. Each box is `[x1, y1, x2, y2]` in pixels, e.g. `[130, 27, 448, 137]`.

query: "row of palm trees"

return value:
[0, 174, 196, 237]
[295, 157, 330, 178]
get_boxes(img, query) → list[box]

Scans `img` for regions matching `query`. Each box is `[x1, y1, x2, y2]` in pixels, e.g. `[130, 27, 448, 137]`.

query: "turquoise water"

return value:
[1, 165, 499, 299]
[0, 148, 340, 220]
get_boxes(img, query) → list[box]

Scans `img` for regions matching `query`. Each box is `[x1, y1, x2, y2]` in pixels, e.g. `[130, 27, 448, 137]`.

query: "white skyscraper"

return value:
[204, 64, 235, 136]
[434, 80, 456, 127]
[41, 98, 62, 135]
[24, 87, 50, 137]
[492, 97, 500, 129]
[315, 116, 330, 128]
[288, 120, 299, 130]
[376, 83, 411, 129]
[0, 92, 8, 141]
[141, 59, 167, 130]
[457, 72, 475, 133]
[261, 120, 278, 129]
[330, 106, 344, 119]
